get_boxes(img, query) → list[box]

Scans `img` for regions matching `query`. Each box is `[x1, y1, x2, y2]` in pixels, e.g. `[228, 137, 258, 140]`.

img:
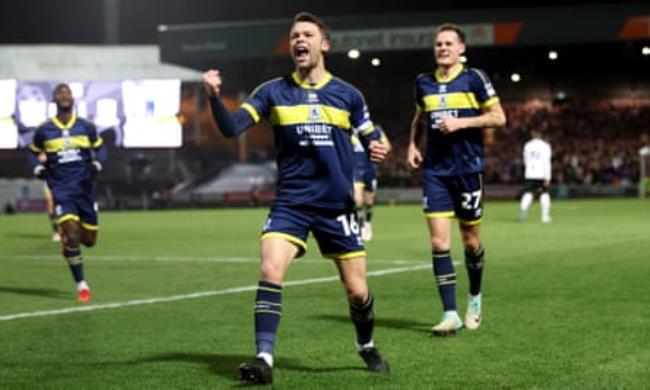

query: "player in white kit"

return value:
[519, 130, 552, 223]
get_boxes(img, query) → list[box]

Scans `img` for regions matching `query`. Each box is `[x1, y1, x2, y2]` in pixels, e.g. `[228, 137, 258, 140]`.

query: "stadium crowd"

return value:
[375, 98, 650, 186]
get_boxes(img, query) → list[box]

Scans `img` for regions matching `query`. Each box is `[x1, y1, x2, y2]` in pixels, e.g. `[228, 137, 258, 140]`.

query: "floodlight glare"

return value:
[347, 49, 360, 59]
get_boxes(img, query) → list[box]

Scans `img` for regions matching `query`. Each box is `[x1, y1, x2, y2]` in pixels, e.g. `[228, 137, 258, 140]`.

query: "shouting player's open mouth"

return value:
[293, 46, 310, 64]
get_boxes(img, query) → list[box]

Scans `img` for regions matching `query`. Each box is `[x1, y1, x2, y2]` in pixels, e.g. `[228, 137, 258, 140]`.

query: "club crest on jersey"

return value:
[62, 130, 72, 149]
[439, 95, 448, 109]
[309, 105, 320, 121]
[438, 85, 447, 93]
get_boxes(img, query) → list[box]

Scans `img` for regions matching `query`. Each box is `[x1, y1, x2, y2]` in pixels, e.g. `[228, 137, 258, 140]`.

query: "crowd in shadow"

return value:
[376, 98, 650, 186]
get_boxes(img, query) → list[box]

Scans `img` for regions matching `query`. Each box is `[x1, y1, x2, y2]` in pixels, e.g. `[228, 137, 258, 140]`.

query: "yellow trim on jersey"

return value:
[80, 222, 99, 231]
[241, 102, 261, 123]
[29, 144, 42, 153]
[324, 250, 366, 260]
[425, 211, 455, 219]
[270, 105, 351, 129]
[43, 135, 91, 153]
[51, 113, 77, 129]
[422, 92, 480, 111]
[481, 96, 500, 108]
[460, 218, 483, 226]
[435, 64, 464, 83]
[92, 137, 103, 149]
[354, 182, 365, 189]
[261, 232, 308, 252]
[291, 71, 333, 90]
[359, 123, 376, 136]
[57, 214, 80, 224]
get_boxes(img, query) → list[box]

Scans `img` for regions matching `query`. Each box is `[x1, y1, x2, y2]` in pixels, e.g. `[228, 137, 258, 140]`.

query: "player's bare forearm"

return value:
[440, 102, 506, 133]
[458, 111, 506, 129]
[406, 108, 425, 169]
[408, 108, 425, 146]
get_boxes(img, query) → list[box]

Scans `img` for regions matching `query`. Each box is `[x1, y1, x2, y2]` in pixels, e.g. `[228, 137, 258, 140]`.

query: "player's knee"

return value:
[64, 232, 80, 247]
[463, 239, 481, 253]
[347, 289, 368, 306]
[81, 231, 97, 247]
[260, 260, 285, 284]
[430, 236, 450, 251]
[343, 282, 368, 304]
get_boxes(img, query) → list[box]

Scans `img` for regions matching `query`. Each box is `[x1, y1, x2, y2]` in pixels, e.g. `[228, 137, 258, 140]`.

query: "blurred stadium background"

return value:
[1, 0, 649, 211]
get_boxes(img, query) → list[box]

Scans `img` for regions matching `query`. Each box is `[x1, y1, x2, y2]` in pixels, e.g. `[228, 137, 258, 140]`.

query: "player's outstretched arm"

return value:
[202, 69, 252, 138]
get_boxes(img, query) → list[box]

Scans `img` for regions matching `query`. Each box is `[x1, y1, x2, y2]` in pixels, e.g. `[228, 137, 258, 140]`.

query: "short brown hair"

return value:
[293, 11, 331, 42]
[435, 23, 465, 43]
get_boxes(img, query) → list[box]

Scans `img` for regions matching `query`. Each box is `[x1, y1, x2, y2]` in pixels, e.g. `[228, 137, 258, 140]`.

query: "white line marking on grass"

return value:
[0, 264, 432, 322]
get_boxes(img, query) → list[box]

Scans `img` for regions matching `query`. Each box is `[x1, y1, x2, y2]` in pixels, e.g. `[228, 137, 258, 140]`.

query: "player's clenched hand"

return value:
[33, 164, 48, 179]
[407, 143, 423, 170]
[202, 70, 223, 97]
[368, 140, 390, 163]
[437, 116, 465, 134]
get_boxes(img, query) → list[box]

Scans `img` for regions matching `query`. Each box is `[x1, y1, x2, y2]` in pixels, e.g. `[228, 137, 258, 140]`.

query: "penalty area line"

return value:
[0, 264, 431, 322]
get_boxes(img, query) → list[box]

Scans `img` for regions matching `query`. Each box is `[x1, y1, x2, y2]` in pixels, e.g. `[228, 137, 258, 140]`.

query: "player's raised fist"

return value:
[202, 69, 223, 97]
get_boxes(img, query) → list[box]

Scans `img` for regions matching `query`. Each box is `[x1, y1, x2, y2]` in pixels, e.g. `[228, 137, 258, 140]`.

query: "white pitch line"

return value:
[0, 254, 421, 265]
[0, 264, 431, 322]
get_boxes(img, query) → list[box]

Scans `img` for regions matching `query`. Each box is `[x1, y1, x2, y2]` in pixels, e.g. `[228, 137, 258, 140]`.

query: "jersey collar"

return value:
[51, 112, 77, 130]
[435, 64, 464, 83]
[291, 71, 333, 90]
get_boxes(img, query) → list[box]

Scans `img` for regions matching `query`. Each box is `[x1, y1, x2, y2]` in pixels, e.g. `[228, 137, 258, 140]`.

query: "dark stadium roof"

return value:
[0, 0, 648, 44]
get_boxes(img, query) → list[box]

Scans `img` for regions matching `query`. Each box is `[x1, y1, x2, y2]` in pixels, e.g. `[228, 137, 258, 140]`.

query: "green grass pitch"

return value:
[1, 199, 649, 388]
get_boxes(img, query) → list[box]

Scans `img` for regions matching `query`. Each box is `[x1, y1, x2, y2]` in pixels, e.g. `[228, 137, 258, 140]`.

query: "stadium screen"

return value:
[0, 79, 18, 149]
[1, 79, 182, 149]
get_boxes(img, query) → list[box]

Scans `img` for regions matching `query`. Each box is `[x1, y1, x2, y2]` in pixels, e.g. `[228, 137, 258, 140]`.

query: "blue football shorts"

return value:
[260, 205, 365, 260]
[53, 193, 99, 230]
[422, 170, 484, 226]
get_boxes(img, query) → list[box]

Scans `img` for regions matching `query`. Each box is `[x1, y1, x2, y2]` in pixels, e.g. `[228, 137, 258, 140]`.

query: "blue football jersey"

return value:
[239, 71, 380, 210]
[415, 65, 499, 176]
[29, 114, 103, 201]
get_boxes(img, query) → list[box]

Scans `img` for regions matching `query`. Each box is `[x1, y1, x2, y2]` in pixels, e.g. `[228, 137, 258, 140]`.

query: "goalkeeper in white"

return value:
[519, 130, 552, 223]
